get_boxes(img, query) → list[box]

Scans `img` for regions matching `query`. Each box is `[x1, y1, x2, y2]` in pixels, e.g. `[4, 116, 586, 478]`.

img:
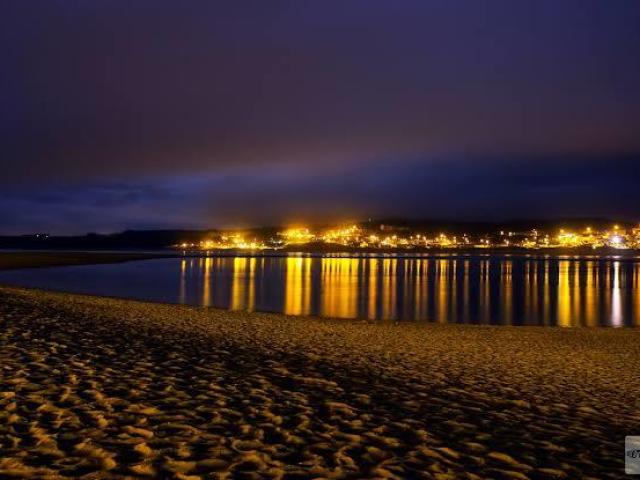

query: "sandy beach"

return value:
[0, 280, 639, 479]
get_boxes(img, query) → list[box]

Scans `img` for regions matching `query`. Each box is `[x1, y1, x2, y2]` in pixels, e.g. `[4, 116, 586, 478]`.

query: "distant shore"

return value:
[212, 244, 640, 258]
[0, 286, 638, 478]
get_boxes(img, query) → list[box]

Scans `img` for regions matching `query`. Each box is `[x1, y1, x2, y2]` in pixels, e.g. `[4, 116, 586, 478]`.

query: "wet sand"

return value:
[0, 252, 173, 272]
[0, 286, 638, 479]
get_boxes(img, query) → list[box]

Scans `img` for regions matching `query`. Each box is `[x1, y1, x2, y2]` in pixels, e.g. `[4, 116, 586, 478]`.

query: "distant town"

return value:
[176, 222, 640, 252]
[4, 219, 640, 253]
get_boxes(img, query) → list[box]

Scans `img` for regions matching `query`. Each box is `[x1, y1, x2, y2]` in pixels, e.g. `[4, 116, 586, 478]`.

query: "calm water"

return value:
[2, 255, 640, 326]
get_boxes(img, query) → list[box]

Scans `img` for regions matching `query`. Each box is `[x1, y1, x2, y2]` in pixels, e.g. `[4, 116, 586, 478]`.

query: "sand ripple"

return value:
[1, 287, 639, 479]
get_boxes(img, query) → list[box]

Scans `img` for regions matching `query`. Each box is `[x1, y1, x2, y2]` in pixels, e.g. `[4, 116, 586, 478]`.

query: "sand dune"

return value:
[0, 286, 638, 479]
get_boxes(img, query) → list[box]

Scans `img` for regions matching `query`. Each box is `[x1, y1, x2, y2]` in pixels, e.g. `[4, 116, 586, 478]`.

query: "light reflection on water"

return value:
[174, 256, 640, 326]
[2, 256, 640, 326]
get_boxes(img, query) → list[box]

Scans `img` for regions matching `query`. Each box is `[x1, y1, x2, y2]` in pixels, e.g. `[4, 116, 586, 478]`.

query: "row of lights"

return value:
[178, 224, 640, 251]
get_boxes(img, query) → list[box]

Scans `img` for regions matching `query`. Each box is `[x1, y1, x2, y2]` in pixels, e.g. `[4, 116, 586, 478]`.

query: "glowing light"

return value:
[280, 227, 315, 244]
[175, 221, 640, 252]
[321, 225, 362, 246]
[609, 235, 627, 249]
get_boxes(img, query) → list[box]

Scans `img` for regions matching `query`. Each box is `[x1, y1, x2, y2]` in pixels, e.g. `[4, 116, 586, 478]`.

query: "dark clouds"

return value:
[1, 1, 640, 233]
[3, 155, 639, 234]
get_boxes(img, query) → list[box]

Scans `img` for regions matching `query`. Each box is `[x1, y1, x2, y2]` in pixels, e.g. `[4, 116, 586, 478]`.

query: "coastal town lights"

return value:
[177, 222, 640, 251]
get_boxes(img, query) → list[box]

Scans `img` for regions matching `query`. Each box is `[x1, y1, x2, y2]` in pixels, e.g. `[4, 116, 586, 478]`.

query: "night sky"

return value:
[1, 1, 639, 234]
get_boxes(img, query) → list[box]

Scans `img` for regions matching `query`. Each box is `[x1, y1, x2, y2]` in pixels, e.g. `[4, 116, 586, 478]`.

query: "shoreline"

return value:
[0, 251, 177, 271]
[0, 286, 638, 478]
[1, 251, 639, 330]
[2, 248, 639, 271]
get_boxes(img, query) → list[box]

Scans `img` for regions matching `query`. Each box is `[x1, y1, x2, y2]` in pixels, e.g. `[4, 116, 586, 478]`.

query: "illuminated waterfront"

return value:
[2, 255, 640, 326]
[177, 223, 640, 251]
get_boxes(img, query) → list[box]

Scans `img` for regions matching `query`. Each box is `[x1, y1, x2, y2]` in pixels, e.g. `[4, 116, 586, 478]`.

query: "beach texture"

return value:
[1, 286, 639, 479]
